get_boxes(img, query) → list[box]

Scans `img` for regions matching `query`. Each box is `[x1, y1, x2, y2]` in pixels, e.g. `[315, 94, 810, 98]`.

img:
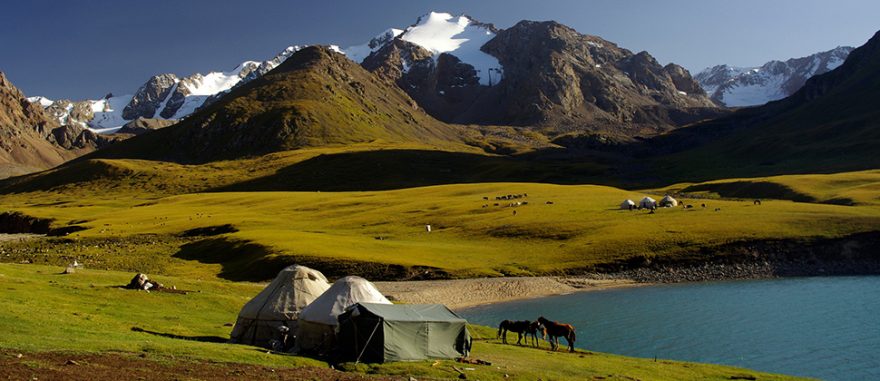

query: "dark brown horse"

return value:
[498, 320, 545, 346]
[526, 321, 547, 347]
[537, 316, 576, 352]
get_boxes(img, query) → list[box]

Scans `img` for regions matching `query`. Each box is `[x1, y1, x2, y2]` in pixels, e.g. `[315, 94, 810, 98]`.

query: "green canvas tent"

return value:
[337, 303, 472, 363]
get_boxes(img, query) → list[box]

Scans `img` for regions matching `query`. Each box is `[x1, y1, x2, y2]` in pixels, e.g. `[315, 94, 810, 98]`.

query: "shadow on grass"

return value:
[211, 149, 611, 192]
[172, 237, 451, 282]
[131, 327, 226, 343]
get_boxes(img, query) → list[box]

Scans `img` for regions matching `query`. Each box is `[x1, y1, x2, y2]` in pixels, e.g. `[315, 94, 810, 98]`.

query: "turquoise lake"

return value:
[461, 276, 880, 380]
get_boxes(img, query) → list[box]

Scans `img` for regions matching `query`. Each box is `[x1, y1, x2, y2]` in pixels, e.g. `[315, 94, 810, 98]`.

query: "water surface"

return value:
[461, 277, 880, 380]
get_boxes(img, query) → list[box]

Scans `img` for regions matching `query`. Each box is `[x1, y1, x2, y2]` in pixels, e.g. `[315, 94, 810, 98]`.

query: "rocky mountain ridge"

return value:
[29, 46, 302, 132]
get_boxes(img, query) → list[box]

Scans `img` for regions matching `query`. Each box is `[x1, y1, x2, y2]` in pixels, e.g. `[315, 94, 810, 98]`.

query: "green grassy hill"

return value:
[0, 263, 809, 381]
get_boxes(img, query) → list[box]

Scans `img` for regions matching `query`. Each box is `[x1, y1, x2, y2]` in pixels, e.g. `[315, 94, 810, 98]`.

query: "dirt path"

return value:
[375, 276, 641, 310]
[0, 351, 400, 381]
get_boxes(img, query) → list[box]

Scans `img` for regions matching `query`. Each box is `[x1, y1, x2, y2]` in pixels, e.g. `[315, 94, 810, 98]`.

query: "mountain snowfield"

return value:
[695, 46, 853, 107]
[392, 12, 503, 86]
[29, 12, 508, 133]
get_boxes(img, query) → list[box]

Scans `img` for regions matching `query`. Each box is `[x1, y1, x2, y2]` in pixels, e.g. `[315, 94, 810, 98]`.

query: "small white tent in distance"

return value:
[229, 265, 330, 348]
[660, 195, 679, 207]
[295, 276, 392, 355]
[639, 197, 657, 209]
[620, 199, 636, 209]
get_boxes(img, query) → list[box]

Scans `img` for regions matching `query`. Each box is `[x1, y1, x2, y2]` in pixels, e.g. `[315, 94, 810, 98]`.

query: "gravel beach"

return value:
[375, 276, 640, 310]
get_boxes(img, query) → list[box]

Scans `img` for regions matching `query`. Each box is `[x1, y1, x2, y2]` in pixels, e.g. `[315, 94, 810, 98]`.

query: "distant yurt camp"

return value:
[620, 199, 636, 209]
[660, 195, 679, 207]
[337, 303, 472, 363]
[639, 197, 657, 209]
[229, 265, 330, 347]
[296, 276, 392, 354]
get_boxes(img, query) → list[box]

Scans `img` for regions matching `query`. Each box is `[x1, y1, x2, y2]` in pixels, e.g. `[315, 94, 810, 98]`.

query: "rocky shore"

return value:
[596, 231, 880, 283]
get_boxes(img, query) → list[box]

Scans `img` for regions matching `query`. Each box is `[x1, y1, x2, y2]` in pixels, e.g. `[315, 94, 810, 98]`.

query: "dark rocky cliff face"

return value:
[664, 63, 706, 95]
[482, 21, 716, 133]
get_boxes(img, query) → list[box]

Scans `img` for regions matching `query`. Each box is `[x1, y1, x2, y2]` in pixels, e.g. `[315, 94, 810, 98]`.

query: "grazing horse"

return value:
[497, 320, 535, 345]
[537, 316, 576, 352]
[526, 321, 547, 347]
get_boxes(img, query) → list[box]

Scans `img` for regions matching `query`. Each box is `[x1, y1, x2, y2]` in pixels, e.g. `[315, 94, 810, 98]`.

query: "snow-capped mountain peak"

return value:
[696, 46, 854, 107]
[341, 11, 503, 86]
[399, 12, 502, 86]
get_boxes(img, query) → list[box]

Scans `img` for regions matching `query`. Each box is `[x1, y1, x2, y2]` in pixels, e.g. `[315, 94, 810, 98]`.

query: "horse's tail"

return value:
[497, 322, 504, 339]
[570, 328, 576, 343]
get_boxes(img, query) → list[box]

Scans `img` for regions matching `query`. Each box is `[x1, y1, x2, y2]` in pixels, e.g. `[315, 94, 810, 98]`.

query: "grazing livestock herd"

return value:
[497, 316, 578, 352]
[481, 193, 541, 210]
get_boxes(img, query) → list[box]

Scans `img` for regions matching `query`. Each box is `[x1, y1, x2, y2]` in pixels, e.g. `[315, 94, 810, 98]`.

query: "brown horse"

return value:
[537, 316, 576, 352]
[498, 320, 540, 346]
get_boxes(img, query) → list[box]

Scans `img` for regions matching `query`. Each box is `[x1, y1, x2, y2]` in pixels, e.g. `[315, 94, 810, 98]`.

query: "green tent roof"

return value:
[354, 303, 466, 323]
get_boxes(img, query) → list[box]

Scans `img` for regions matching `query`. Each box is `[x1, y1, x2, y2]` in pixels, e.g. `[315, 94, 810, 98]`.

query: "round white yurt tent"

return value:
[660, 195, 679, 207]
[639, 197, 657, 209]
[229, 265, 330, 347]
[295, 276, 392, 355]
[620, 199, 636, 209]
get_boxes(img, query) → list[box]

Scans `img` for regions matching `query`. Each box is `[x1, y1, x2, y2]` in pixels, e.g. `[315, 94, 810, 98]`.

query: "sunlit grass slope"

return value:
[0, 264, 809, 381]
[3, 180, 878, 280]
[667, 170, 880, 206]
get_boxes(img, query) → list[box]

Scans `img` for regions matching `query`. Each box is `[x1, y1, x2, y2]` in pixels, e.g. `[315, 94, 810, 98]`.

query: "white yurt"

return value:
[620, 199, 636, 209]
[229, 265, 330, 347]
[660, 195, 679, 207]
[639, 197, 657, 209]
[295, 276, 392, 355]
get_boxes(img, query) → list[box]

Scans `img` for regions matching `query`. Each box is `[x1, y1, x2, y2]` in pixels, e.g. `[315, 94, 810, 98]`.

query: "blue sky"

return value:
[2, 0, 878, 100]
